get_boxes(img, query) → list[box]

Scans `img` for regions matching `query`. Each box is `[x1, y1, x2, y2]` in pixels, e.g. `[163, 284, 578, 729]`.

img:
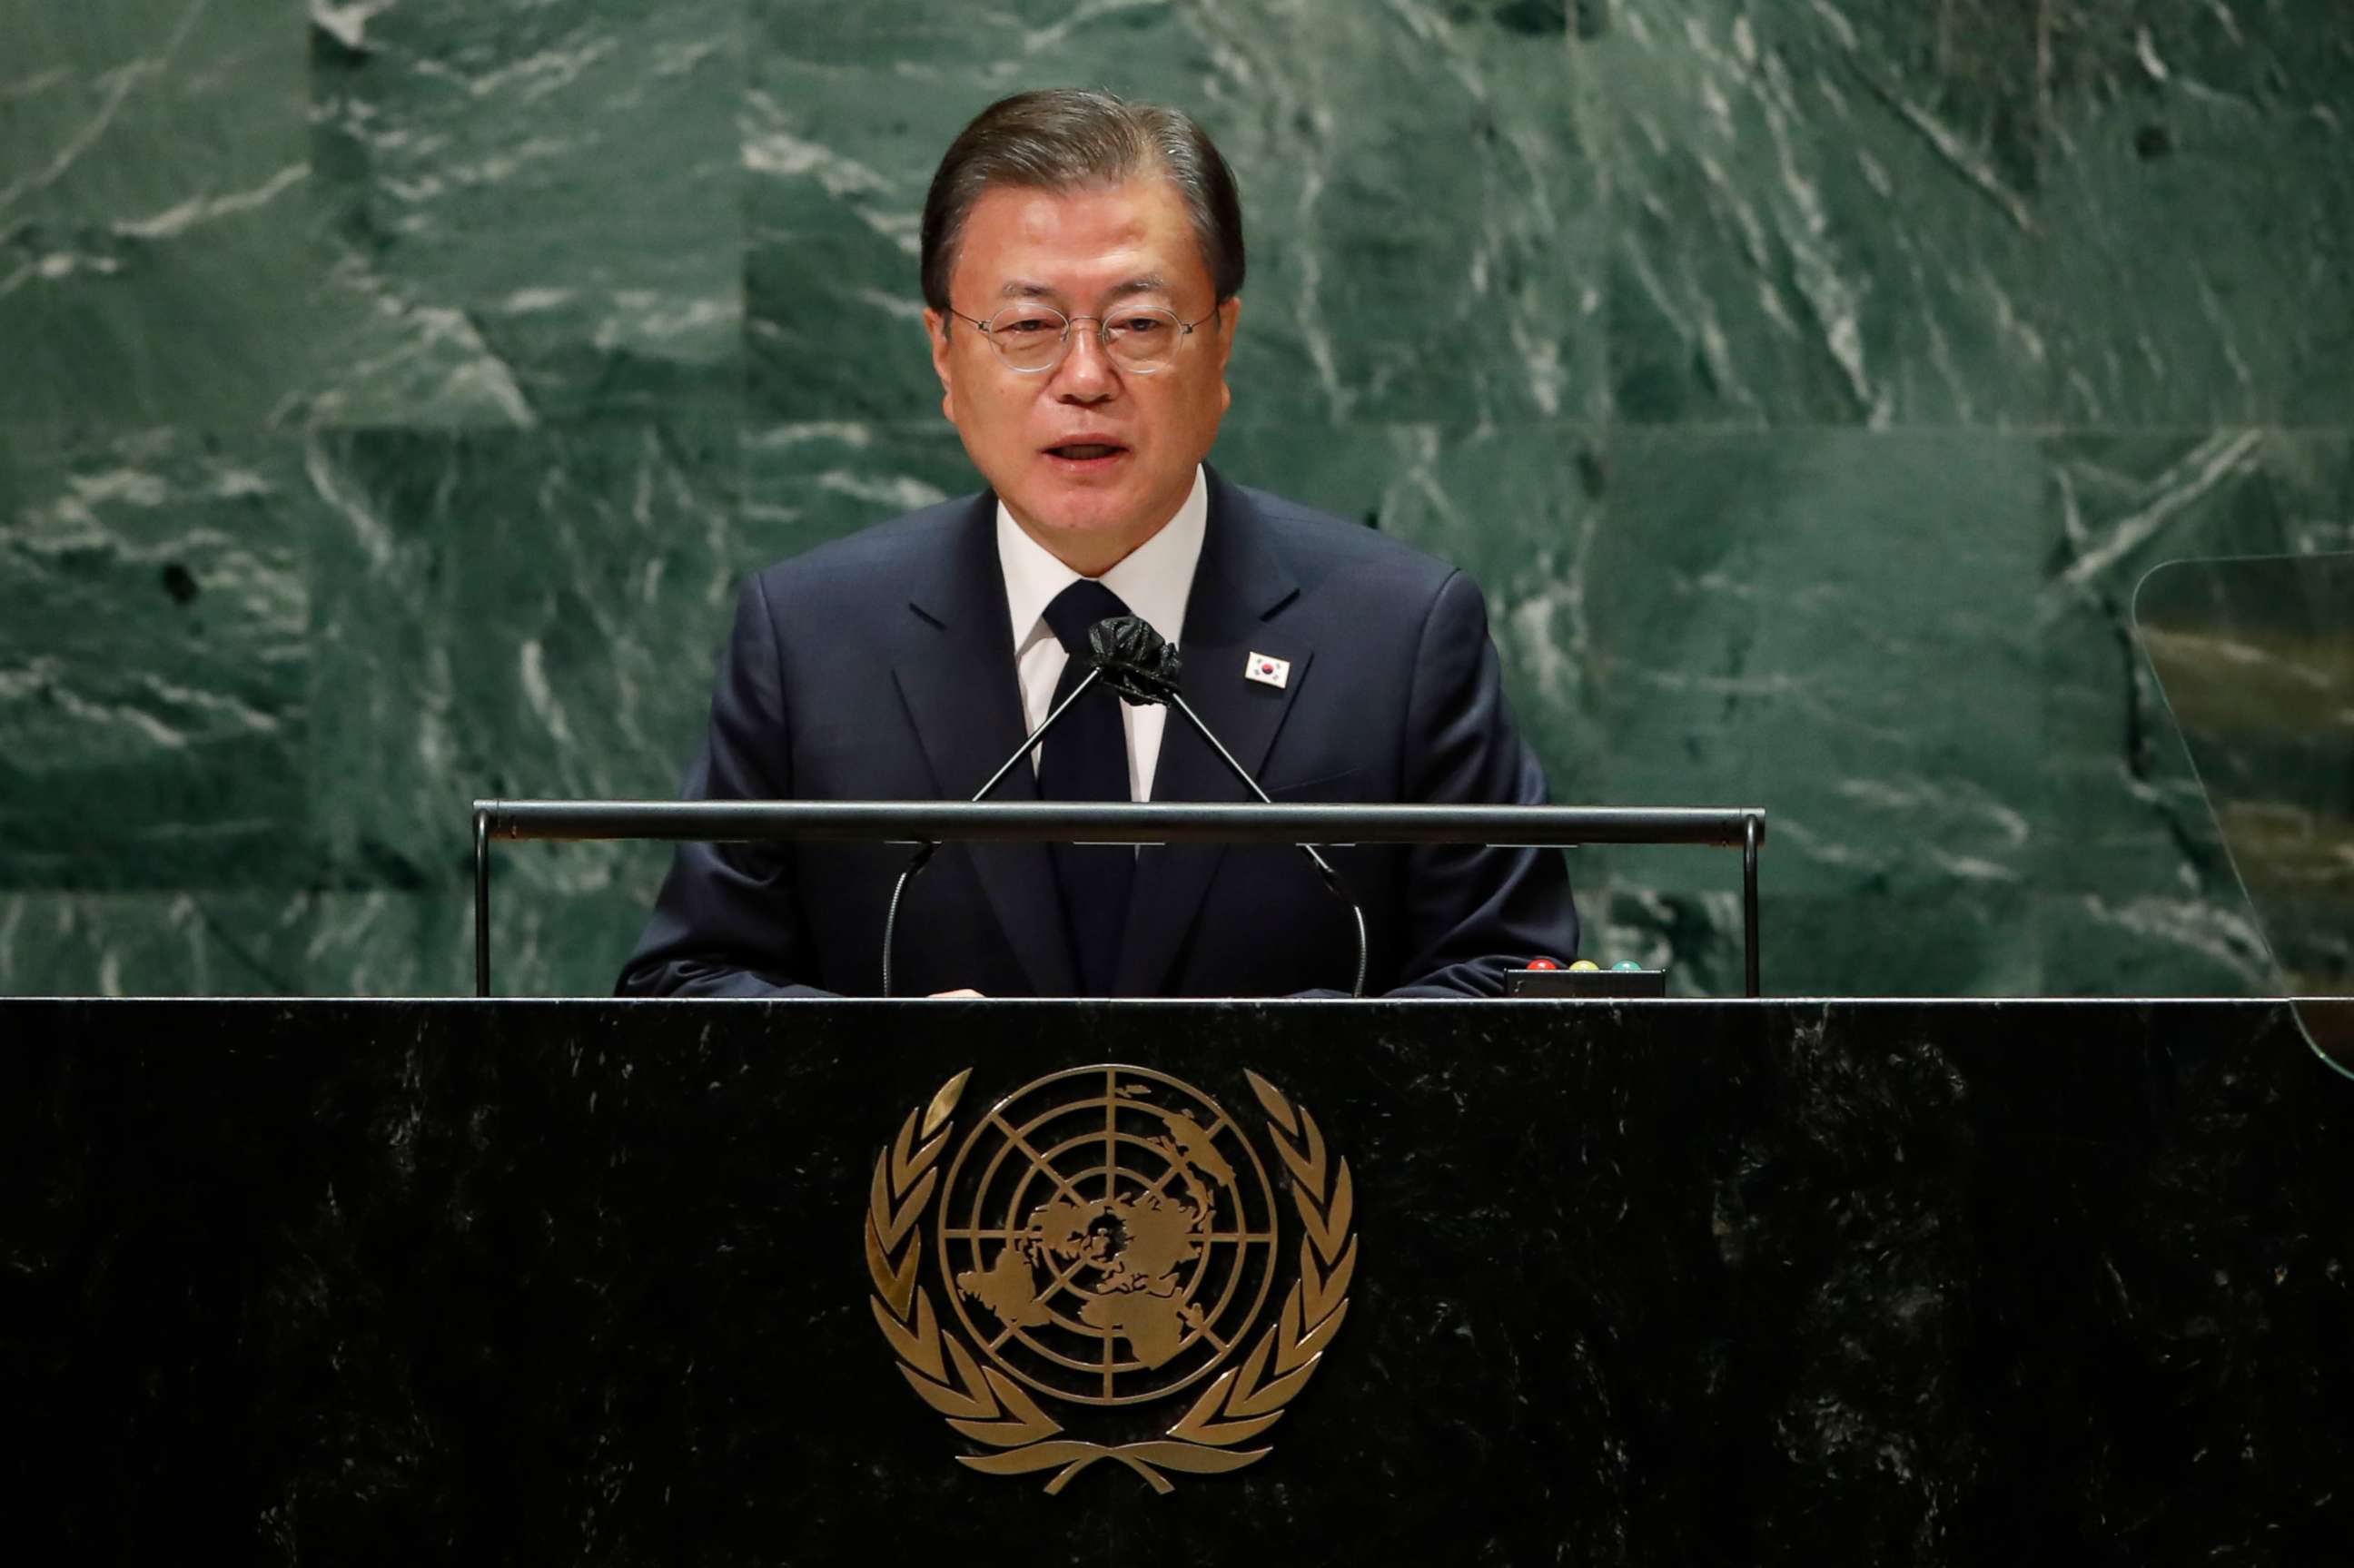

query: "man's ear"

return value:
[925, 308, 957, 422]
[1214, 295, 1241, 414]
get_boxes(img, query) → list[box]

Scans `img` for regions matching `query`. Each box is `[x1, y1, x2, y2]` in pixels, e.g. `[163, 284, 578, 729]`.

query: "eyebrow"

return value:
[998, 274, 1174, 303]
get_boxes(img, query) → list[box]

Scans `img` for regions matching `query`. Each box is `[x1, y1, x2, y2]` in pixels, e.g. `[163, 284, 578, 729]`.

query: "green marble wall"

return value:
[4, 0, 2348, 997]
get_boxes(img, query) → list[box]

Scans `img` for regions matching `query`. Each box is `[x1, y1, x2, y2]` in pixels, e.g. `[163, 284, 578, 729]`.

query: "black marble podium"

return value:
[7, 999, 2349, 1564]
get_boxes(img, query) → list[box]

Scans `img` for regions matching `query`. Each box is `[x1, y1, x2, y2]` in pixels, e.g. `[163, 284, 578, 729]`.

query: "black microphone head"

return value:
[1086, 615, 1182, 705]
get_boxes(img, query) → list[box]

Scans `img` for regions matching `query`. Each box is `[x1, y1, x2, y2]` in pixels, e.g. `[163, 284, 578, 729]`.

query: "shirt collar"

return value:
[995, 466, 1209, 653]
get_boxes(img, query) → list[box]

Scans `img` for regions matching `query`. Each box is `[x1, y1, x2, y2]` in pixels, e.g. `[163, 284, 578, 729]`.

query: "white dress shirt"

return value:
[996, 466, 1208, 802]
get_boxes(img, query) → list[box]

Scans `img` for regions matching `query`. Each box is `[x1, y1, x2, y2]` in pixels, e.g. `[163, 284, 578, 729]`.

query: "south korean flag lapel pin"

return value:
[1244, 651, 1291, 690]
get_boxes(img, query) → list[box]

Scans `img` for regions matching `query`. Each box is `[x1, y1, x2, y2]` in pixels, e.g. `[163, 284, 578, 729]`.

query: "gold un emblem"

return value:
[865, 1064, 1358, 1494]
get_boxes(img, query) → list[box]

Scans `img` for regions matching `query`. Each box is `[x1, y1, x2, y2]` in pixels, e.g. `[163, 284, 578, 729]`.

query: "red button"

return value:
[1524, 957, 1560, 971]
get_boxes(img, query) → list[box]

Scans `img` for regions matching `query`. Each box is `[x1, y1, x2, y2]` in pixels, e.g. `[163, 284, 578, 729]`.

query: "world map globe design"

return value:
[937, 1065, 1281, 1406]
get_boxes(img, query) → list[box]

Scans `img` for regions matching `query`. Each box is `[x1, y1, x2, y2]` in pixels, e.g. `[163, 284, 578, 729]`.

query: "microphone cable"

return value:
[1162, 689, 1369, 1000]
[879, 669, 1105, 998]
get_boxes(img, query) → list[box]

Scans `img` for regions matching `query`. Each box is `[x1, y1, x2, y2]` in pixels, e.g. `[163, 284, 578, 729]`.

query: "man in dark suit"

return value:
[618, 90, 1576, 999]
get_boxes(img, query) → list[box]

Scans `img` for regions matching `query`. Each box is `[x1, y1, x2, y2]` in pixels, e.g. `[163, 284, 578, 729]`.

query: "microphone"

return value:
[1084, 615, 1183, 705]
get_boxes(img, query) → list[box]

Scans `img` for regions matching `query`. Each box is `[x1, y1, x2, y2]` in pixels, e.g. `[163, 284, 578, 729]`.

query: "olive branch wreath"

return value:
[865, 1067, 1355, 1495]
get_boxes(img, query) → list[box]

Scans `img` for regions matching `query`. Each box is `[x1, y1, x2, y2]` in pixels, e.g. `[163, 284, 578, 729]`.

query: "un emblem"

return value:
[865, 1065, 1357, 1494]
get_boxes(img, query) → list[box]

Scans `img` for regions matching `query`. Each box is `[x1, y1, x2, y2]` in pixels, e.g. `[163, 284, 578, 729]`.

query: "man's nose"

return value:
[1051, 325, 1118, 399]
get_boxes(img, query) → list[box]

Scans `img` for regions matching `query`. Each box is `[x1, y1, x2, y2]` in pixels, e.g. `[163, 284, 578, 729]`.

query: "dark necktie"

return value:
[1038, 579, 1136, 996]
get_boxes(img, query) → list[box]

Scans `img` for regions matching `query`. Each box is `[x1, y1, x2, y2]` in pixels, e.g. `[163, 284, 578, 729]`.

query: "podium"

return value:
[10, 996, 2349, 1563]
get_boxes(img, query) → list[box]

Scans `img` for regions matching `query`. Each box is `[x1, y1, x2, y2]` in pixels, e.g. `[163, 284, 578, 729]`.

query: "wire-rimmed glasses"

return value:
[945, 302, 1219, 374]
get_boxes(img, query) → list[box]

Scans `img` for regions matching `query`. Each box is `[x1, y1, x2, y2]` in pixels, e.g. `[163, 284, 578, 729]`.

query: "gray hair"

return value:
[920, 90, 1246, 312]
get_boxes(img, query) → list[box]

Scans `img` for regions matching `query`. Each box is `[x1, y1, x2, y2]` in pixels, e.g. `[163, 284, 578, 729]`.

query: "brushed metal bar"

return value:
[479, 799, 1765, 849]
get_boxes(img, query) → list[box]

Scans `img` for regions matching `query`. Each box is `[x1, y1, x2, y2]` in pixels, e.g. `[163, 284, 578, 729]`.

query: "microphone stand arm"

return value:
[969, 668, 1105, 804]
[1162, 691, 1370, 1000]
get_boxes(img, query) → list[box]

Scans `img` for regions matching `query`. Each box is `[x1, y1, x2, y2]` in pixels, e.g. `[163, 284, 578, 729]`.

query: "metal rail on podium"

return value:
[470, 800, 1769, 999]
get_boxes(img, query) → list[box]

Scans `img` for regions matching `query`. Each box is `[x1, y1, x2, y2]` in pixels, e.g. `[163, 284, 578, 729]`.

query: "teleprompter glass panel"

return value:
[2135, 553, 2354, 1074]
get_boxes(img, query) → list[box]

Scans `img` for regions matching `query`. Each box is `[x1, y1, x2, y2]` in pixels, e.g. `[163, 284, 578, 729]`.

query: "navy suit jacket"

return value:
[617, 468, 1577, 998]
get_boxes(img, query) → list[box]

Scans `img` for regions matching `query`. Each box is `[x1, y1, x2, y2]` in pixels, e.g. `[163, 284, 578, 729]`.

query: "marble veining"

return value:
[4, 0, 2352, 999]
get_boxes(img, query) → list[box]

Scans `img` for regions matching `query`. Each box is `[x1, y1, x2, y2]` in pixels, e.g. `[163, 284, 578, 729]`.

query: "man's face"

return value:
[925, 176, 1240, 574]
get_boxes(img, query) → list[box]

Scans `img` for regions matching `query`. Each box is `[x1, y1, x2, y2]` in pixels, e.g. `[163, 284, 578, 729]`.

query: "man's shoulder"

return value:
[747, 491, 981, 602]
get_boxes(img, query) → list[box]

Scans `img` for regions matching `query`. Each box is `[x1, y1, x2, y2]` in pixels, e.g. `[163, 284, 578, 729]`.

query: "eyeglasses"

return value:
[945, 302, 1218, 374]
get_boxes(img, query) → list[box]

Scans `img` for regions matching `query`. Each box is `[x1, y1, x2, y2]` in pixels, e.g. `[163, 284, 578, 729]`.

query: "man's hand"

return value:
[927, 988, 986, 999]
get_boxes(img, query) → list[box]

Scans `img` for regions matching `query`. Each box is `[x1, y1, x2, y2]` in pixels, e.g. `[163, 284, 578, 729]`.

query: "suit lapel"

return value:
[1115, 470, 1309, 996]
[891, 497, 1078, 997]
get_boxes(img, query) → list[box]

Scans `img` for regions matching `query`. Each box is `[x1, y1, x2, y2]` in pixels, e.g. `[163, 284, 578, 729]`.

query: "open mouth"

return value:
[1043, 442, 1129, 463]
